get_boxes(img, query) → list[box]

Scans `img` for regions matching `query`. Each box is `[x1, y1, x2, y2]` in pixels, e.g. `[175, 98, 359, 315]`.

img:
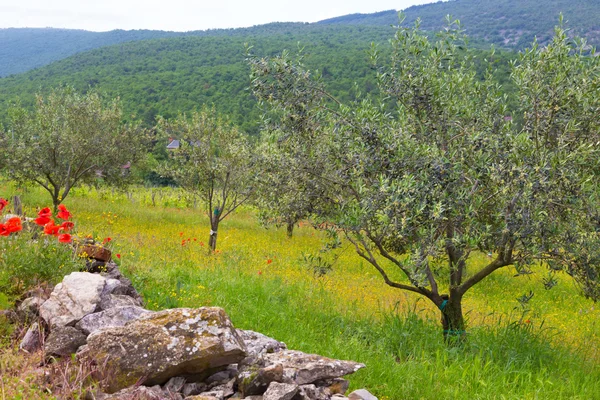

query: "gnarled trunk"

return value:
[439, 296, 466, 343]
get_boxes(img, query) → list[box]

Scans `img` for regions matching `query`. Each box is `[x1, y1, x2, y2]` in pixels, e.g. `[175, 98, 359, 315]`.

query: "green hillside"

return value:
[0, 28, 186, 77]
[0, 24, 396, 134]
[319, 0, 600, 49]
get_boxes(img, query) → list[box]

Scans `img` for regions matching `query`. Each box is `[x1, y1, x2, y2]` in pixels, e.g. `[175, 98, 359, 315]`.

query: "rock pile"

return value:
[15, 261, 377, 400]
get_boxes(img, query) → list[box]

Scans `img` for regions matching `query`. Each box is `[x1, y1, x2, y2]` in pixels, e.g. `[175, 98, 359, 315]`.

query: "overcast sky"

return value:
[0, 0, 442, 32]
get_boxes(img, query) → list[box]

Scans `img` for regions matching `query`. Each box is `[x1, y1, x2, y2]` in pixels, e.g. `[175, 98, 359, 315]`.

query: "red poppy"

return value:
[38, 207, 52, 217]
[57, 204, 71, 220]
[116, 253, 121, 259]
[0, 198, 8, 212]
[58, 233, 72, 243]
[6, 217, 22, 233]
[0, 224, 8, 236]
[103, 237, 112, 244]
[44, 222, 61, 236]
[266, 259, 273, 264]
[34, 216, 52, 226]
[60, 221, 75, 232]
[258, 270, 263, 275]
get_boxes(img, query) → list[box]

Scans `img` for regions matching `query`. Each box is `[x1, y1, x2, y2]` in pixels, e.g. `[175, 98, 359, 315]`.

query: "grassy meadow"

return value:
[1, 183, 600, 399]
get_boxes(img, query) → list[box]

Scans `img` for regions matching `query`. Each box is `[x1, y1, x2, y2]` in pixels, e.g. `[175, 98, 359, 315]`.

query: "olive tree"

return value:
[0, 86, 147, 211]
[157, 107, 253, 251]
[249, 21, 600, 339]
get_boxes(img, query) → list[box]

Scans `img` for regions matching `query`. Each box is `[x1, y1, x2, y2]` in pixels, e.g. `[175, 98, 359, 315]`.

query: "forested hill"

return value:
[0, 28, 187, 77]
[319, 0, 600, 49]
[2, 0, 597, 78]
[0, 24, 399, 134]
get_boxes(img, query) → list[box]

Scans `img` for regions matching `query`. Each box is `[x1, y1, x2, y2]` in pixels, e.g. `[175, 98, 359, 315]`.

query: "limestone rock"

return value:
[99, 294, 142, 311]
[45, 326, 87, 357]
[238, 330, 287, 358]
[100, 263, 143, 303]
[317, 378, 349, 395]
[103, 385, 166, 400]
[263, 382, 298, 400]
[238, 363, 284, 396]
[18, 296, 45, 317]
[183, 382, 208, 397]
[294, 384, 329, 400]
[164, 376, 187, 394]
[196, 391, 224, 400]
[76, 306, 151, 335]
[82, 307, 247, 393]
[39, 272, 106, 328]
[348, 389, 377, 400]
[19, 322, 43, 353]
[263, 350, 365, 385]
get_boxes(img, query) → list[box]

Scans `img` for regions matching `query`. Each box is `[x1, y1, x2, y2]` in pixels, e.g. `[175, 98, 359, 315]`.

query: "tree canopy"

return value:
[0, 86, 147, 210]
[249, 20, 600, 339]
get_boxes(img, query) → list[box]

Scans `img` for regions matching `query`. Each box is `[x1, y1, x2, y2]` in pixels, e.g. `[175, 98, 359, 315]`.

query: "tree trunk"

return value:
[440, 296, 466, 343]
[209, 214, 219, 252]
[12, 196, 22, 216]
[286, 220, 294, 238]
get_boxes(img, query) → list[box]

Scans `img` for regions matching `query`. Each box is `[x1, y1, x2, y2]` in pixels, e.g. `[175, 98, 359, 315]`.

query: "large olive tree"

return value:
[157, 107, 254, 251]
[249, 21, 600, 339]
[0, 86, 147, 211]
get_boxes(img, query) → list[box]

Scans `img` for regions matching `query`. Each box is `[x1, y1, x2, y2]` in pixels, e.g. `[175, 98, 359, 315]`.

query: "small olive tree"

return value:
[0, 86, 147, 211]
[249, 21, 600, 339]
[157, 107, 254, 251]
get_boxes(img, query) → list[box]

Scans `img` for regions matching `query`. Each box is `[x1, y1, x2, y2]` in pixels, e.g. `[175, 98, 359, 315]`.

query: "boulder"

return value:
[348, 389, 377, 400]
[81, 307, 247, 393]
[262, 351, 365, 385]
[45, 326, 87, 357]
[238, 363, 284, 396]
[19, 322, 43, 353]
[238, 330, 287, 358]
[263, 382, 298, 400]
[75, 306, 151, 335]
[100, 263, 143, 303]
[99, 294, 143, 311]
[39, 272, 106, 328]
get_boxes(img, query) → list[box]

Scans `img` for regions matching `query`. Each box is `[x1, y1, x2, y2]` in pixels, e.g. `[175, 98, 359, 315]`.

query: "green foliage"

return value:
[0, 234, 80, 301]
[156, 107, 254, 250]
[250, 20, 600, 336]
[0, 86, 149, 209]
[0, 28, 188, 78]
[0, 24, 394, 134]
[321, 0, 600, 49]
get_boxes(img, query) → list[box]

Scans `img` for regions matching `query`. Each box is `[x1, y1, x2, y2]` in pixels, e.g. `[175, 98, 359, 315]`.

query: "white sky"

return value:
[0, 0, 442, 32]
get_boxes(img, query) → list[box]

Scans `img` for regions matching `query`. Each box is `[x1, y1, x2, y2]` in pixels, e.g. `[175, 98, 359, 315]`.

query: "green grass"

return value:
[2, 183, 600, 399]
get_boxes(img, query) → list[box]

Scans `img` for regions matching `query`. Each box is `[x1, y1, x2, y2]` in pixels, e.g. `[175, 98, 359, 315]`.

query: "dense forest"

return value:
[0, 23, 517, 135]
[322, 0, 600, 49]
[1, 0, 597, 79]
[0, 25, 395, 133]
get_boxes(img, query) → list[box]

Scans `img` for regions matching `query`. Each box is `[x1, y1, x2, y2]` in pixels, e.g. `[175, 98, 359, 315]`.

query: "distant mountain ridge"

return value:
[0, 23, 308, 78]
[318, 0, 600, 49]
[1, 0, 598, 78]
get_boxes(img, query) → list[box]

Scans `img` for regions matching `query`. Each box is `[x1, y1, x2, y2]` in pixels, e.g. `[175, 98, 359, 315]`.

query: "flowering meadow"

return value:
[1, 183, 600, 399]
